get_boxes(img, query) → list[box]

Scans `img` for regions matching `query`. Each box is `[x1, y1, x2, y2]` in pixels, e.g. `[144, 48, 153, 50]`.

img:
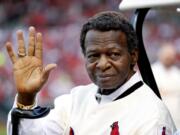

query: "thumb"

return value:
[41, 63, 57, 83]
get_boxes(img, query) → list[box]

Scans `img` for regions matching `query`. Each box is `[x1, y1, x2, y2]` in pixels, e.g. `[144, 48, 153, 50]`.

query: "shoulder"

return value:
[70, 83, 98, 96]
[138, 83, 175, 123]
[133, 83, 176, 131]
[54, 83, 97, 105]
[138, 83, 166, 111]
[52, 83, 97, 116]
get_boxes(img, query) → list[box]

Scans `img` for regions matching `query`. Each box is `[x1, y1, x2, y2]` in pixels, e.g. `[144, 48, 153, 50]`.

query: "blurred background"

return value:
[0, 0, 180, 134]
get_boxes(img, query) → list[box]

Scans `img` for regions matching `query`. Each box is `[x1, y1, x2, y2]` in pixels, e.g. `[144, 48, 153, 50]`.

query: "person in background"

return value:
[6, 11, 176, 135]
[152, 43, 180, 129]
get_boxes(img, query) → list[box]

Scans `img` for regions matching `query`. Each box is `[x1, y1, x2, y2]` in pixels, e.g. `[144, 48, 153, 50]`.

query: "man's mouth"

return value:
[97, 74, 114, 81]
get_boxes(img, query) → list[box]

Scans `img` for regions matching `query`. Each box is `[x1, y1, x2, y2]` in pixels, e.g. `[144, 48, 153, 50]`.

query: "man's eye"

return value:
[87, 54, 99, 58]
[87, 54, 99, 62]
[110, 53, 121, 59]
[111, 53, 120, 56]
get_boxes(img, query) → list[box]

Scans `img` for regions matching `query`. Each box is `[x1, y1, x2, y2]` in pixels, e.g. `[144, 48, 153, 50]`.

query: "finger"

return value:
[28, 26, 36, 56]
[41, 64, 57, 83]
[6, 42, 17, 64]
[35, 32, 43, 60]
[17, 30, 26, 57]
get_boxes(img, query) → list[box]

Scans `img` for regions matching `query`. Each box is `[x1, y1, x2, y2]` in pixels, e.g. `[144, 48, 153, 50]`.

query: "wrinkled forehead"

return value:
[85, 30, 127, 46]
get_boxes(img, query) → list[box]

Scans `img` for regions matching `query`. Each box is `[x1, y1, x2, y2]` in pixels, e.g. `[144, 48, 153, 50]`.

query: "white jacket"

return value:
[7, 73, 176, 135]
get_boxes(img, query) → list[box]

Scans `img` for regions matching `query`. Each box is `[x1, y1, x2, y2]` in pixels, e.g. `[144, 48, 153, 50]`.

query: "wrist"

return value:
[17, 93, 36, 106]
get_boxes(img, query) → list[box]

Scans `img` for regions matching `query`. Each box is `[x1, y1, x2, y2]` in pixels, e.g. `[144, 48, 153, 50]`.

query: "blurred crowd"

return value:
[0, 0, 180, 127]
[143, 9, 180, 63]
[0, 0, 121, 124]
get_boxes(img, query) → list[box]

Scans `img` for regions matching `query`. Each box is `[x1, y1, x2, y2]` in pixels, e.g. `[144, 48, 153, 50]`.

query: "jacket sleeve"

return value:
[7, 94, 72, 135]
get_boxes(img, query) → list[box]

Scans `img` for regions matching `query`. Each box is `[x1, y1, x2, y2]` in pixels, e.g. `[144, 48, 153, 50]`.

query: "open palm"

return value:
[6, 27, 56, 104]
[13, 56, 43, 93]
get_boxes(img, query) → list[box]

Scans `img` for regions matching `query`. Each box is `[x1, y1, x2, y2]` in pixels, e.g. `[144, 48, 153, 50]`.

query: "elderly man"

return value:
[6, 11, 176, 135]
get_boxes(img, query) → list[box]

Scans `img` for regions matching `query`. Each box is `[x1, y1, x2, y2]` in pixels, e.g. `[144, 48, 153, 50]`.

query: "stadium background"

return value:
[0, 0, 180, 134]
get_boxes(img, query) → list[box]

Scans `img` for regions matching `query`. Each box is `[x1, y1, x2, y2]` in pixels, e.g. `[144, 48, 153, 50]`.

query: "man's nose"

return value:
[96, 55, 111, 71]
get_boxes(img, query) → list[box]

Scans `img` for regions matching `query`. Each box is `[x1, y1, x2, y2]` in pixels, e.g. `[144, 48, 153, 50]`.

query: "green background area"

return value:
[0, 124, 6, 135]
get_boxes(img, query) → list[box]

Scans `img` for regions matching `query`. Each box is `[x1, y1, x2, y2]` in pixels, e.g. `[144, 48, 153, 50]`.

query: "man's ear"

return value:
[130, 48, 139, 68]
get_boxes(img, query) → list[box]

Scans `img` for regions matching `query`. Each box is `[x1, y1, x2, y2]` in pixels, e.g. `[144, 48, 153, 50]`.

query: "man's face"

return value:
[84, 30, 138, 91]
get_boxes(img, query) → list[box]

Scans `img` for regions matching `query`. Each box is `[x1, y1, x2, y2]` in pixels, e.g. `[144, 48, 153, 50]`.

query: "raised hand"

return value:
[6, 27, 57, 105]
